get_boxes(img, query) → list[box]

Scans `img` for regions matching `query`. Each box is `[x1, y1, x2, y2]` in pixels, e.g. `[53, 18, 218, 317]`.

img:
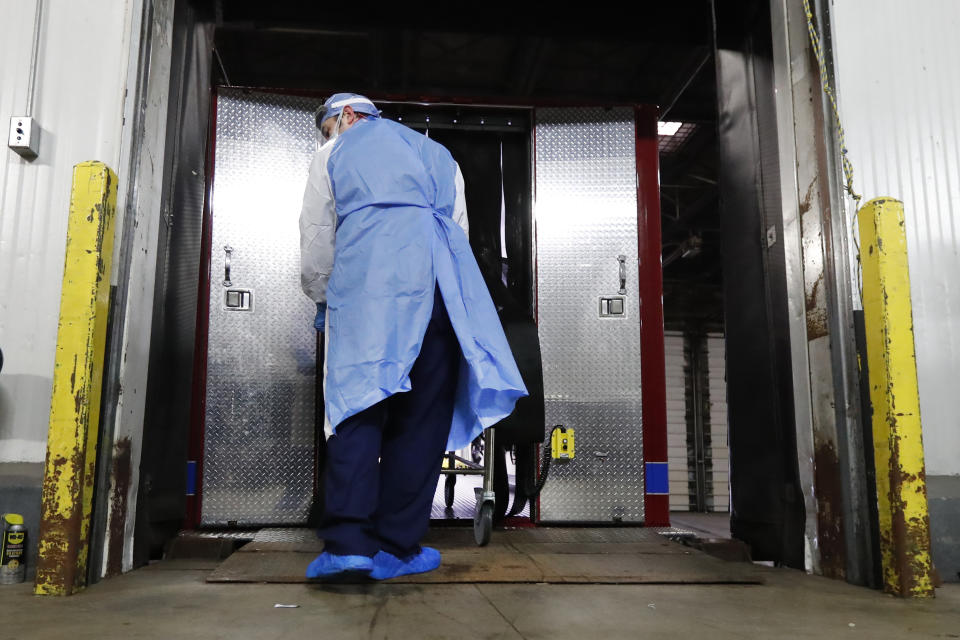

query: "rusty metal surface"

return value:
[795, 29, 848, 582]
[768, 0, 819, 573]
[104, 438, 131, 578]
[858, 198, 934, 597]
[770, 0, 878, 586]
[35, 163, 118, 596]
[807, 0, 879, 589]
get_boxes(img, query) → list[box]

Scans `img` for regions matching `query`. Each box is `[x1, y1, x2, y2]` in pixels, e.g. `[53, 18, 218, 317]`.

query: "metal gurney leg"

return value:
[439, 426, 497, 546]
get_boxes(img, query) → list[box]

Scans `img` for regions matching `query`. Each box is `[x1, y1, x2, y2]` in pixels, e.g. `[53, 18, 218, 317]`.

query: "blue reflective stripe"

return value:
[186, 461, 197, 496]
[645, 462, 669, 495]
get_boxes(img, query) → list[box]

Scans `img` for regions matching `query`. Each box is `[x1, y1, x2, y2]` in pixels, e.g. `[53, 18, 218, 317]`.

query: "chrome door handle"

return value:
[223, 245, 233, 287]
[617, 254, 626, 294]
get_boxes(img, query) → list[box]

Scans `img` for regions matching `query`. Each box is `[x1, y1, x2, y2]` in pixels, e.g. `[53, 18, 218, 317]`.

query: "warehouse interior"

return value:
[111, 0, 817, 587]
[2, 0, 958, 630]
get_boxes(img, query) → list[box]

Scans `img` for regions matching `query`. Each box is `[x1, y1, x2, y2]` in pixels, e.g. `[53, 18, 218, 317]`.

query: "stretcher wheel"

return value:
[444, 474, 456, 508]
[474, 501, 494, 546]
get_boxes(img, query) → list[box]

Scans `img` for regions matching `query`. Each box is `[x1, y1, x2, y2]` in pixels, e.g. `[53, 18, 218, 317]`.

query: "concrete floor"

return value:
[1, 557, 958, 639]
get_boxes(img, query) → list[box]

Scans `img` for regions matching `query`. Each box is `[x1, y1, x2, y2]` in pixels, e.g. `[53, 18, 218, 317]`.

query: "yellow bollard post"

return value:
[858, 197, 934, 598]
[35, 162, 118, 595]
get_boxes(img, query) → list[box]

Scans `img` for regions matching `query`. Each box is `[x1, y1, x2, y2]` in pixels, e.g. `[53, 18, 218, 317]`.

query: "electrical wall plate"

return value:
[8, 116, 39, 159]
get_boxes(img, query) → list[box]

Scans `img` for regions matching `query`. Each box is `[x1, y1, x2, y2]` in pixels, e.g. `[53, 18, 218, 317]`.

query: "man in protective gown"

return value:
[299, 93, 528, 581]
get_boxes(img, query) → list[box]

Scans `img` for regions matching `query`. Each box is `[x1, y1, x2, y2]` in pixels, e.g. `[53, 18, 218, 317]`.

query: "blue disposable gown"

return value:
[299, 117, 528, 451]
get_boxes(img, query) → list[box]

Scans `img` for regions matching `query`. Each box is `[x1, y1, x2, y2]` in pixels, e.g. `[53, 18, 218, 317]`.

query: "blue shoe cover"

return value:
[305, 552, 373, 580]
[371, 547, 441, 580]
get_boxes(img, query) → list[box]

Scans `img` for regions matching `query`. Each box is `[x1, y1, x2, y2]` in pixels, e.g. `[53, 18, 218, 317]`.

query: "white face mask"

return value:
[318, 110, 347, 148]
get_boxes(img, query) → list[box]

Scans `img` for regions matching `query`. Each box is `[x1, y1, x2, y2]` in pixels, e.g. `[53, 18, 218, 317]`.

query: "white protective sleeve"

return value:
[299, 143, 337, 304]
[453, 163, 469, 239]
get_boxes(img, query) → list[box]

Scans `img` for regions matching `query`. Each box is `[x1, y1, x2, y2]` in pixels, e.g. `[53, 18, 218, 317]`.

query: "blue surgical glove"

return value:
[314, 302, 327, 332]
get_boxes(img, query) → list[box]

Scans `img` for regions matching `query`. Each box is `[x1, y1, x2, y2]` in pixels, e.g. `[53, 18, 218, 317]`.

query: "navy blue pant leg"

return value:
[375, 288, 460, 558]
[318, 288, 459, 558]
[318, 401, 386, 558]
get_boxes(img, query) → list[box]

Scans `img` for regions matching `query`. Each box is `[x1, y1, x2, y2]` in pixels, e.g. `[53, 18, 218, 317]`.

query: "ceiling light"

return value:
[658, 121, 682, 136]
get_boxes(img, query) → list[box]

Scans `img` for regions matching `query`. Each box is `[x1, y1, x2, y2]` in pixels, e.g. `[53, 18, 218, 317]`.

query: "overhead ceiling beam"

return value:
[658, 47, 712, 120]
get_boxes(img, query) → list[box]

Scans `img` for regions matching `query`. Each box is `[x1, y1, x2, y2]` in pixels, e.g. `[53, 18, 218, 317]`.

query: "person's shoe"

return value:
[305, 552, 374, 581]
[370, 547, 442, 580]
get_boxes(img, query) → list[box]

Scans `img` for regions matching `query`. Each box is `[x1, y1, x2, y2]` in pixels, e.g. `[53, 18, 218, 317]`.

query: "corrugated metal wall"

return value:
[831, 1, 960, 477]
[706, 334, 729, 511]
[0, 0, 135, 462]
[665, 331, 730, 512]
[665, 332, 688, 510]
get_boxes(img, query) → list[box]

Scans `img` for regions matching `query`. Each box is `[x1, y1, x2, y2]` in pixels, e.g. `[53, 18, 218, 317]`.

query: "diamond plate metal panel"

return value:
[183, 530, 258, 541]
[253, 528, 318, 544]
[535, 107, 644, 522]
[201, 90, 323, 525]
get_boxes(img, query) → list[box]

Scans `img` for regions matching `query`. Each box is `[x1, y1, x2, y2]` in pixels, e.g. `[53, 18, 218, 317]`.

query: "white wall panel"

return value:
[0, 1, 136, 462]
[832, 0, 960, 476]
[664, 332, 689, 510]
[707, 334, 729, 511]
